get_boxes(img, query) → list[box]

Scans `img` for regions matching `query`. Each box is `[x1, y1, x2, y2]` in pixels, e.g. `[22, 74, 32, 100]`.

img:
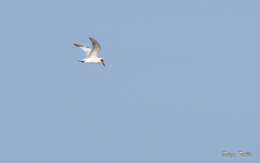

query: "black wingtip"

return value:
[74, 42, 85, 47]
[89, 37, 97, 42]
[73, 43, 79, 47]
[73, 43, 81, 47]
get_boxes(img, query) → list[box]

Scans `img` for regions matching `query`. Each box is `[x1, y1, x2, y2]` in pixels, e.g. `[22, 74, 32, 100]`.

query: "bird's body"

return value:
[74, 37, 105, 66]
[79, 57, 103, 64]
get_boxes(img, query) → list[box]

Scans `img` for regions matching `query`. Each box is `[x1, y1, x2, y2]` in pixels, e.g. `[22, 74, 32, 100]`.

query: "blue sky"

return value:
[0, 0, 259, 162]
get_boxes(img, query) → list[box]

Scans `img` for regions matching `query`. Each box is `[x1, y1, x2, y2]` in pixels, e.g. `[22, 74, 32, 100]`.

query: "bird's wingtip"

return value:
[73, 43, 83, 47]
[89, 37, 97, 42]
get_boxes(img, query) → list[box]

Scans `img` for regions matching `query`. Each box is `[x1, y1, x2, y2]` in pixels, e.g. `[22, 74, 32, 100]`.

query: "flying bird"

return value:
[74, 37, 105, 66]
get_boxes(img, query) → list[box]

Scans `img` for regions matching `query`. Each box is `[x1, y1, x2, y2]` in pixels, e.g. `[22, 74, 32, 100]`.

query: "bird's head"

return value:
[100, 59, 105, 67]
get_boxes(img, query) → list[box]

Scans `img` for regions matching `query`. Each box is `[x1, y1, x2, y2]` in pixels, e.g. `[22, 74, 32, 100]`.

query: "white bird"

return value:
[238, 150, 252, 157]
[74, 37, 105, 66]
[222, 151, 236, 157]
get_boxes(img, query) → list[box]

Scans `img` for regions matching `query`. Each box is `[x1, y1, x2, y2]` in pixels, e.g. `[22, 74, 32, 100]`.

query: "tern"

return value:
[74, 37, 105, 66]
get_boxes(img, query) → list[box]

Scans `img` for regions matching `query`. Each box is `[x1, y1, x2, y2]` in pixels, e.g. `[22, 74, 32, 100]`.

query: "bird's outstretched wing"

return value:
[88, 37, 101, 58]
[73, 42, 91, 57]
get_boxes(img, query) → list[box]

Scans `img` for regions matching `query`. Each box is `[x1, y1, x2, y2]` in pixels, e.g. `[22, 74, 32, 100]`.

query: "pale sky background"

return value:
[0, 0, 259, 163]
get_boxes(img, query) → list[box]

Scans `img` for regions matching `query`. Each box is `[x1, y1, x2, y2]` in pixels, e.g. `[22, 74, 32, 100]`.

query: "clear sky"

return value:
[0, 0, 259, 163]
